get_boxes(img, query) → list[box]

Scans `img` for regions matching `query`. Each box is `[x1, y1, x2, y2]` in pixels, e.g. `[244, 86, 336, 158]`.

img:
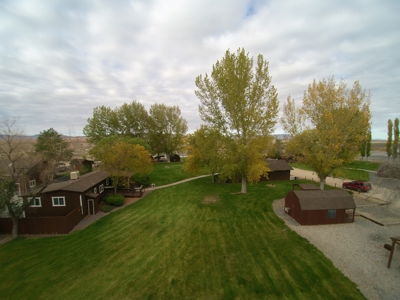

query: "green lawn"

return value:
[144, 161, 210, 186]
[0, 178, 365, 299]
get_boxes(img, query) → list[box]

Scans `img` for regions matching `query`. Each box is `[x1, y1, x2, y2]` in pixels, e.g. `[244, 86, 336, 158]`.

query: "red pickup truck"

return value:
[342, 181, 372, 192]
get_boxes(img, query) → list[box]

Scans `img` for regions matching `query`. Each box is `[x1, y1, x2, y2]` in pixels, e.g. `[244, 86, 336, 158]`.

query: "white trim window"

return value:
[94, 187, 97, 194]
[29, 180, 36, 188]
[106, 178, 110, 186]
[99, 184, 104, 193]
[52, 196, 66, 207]
[29, 197, 42, 207]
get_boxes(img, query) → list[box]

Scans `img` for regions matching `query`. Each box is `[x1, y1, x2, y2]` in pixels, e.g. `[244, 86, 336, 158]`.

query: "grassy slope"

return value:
[144, 162, 210, 187]
[0, 178, 365, 300]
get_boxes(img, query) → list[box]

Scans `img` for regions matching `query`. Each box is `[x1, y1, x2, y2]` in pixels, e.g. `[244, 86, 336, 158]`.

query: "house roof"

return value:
[42, 170, 109, 193]
[266, 159, 293, 171]
[294, 190, 356, 210]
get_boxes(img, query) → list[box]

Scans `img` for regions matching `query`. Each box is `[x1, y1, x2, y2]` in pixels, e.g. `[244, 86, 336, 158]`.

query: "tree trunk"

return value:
[319, 177, 326, 190]
[241, 176, 247, 193]
[11, 216, 19, 240]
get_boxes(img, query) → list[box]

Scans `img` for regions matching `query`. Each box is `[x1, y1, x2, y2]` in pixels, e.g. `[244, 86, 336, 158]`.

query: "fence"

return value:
[0, 207, 83, 235]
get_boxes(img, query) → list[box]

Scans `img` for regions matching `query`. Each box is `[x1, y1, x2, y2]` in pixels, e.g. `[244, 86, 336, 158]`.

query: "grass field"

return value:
[143, 161, 209, 186]
[0, 178, 365, 299]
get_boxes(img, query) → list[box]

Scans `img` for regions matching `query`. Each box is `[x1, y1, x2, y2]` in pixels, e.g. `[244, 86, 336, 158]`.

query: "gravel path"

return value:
[273, 198, 400, 300]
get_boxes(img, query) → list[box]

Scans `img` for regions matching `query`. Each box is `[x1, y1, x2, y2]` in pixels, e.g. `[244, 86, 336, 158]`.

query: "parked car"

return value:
[342, 181, 372, 192]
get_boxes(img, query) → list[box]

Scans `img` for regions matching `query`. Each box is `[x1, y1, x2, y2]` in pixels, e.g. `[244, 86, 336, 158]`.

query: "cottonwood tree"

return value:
[386, 119, 393, 159]
[89, 136, 153, 194]
[195, 48, 279, 193]
[185, 125, 225, 182]
[147, 104, 188, 162]
[281, 77, 371, 189]
[0, 121, 67, 239]
[83, 105, 120, 144]
[116, 101, 149, 142]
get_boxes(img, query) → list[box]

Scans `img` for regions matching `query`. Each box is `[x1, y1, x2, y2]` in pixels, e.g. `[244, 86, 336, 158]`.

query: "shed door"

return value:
[87, 199, 95, 215]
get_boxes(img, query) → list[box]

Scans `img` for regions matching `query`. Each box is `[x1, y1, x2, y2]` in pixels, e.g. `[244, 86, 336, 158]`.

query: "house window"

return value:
[52, 197, 66, 206]
[106, 178, 110, 186]
[99, 184, 104, 193]
[29, 197, 42, 207]
[94, 187, 97, 194]
[29, 180, 36, 187]
[327, 209, 336, 219]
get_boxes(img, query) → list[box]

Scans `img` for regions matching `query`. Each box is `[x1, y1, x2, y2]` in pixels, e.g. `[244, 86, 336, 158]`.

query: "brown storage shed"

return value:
[261, 159, 293, 181]
[284, 189, 356, 225]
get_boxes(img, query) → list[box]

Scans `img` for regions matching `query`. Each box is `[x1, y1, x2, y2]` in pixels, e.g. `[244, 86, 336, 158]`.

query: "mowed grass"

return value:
[148, 162, 210, 186]
[0, 178, 365, 299]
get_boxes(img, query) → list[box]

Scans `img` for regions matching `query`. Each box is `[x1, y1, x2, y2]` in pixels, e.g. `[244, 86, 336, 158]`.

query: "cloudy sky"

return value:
[0, 0, 399, 139]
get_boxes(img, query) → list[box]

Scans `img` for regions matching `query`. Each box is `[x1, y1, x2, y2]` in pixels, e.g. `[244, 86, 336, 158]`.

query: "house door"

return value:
[88, 199, 95, 215]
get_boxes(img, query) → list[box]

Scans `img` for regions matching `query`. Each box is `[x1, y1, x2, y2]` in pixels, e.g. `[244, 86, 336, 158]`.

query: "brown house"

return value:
[0, 170, 110, 235]
[284, 189, 356, 225]
[261, 159, 293, 181]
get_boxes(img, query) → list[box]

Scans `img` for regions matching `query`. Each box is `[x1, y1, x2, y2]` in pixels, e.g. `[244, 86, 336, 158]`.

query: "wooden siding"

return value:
[284, 190, 355, 225]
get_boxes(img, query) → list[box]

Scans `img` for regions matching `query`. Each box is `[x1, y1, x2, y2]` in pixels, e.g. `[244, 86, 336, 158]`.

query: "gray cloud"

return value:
[0, 0, 399, 139]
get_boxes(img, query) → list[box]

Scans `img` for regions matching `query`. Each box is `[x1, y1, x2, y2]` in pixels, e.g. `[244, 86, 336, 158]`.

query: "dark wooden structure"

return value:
[0, 170, 110, 235]
[284, 189, 356, 225]
[70, 158, 93, 172]
[387, 236, 400, 268]
[122, 185, 144, 198]
[260, 159, 293, 181]
[170, 154, 181, 162]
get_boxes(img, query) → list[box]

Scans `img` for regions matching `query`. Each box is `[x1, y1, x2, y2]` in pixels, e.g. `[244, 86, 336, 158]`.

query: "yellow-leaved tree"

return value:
[195, 48, 279, 193]
[281, 77, 371, 189]
[90, 136, 153, 194]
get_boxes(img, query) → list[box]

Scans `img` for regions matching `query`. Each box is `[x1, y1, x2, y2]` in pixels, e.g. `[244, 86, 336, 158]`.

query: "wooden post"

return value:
[387, 236, 400, 268]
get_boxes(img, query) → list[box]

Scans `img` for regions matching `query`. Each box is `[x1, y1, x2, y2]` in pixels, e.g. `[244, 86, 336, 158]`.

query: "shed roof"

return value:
[43, 170, 109, 193]
[266, 159, 293, 171]
[298, 184, 320, 190]
[294, 190, 355, 210]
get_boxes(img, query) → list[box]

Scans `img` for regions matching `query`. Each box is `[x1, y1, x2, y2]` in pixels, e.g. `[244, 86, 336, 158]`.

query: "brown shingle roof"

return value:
[298, 184, 320, 190]
[294, 190, 356, 210]
[42, 170, 109, 193]
[266, 159, 293, 171]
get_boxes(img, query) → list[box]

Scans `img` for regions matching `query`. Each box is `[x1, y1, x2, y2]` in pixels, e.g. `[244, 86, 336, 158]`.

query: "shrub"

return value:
[133, 174, 150, 187]
[104, 195, 125, 206]
[100, 205, 115, 212]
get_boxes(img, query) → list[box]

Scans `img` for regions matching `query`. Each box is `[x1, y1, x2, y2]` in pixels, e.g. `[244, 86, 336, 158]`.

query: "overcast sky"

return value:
[0, 0, 399, 139]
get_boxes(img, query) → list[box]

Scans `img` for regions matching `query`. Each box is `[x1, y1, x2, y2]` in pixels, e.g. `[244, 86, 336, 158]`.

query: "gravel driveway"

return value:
[273, 198, 400, 300]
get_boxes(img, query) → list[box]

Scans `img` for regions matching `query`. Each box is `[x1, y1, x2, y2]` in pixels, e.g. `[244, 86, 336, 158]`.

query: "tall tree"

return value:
[366, 129, 372, 160]
[195, 48, 279, 193]
[89, 136, 153, 194]
[281, 77, 371, 189]
[83, 106, 120, 144]
[359, 139, 367, 160]
[392, 118, 399, 160]
[147, 104, 188, 162]
[0, 121, 64, 239]
[35, 128, 73, 164]
[386, 119, 393, 159]
[117, 101, 149, 142]
[185, 125, 225, 182]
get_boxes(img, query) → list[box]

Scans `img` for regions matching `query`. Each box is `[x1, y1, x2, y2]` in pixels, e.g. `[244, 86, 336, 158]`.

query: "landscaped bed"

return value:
[0, 178, 365, 299]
